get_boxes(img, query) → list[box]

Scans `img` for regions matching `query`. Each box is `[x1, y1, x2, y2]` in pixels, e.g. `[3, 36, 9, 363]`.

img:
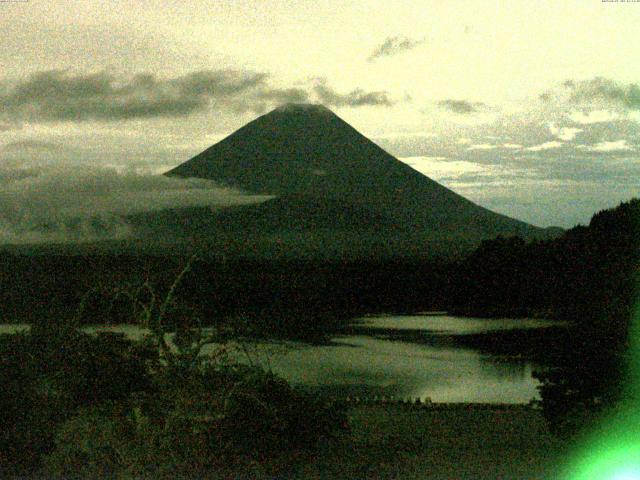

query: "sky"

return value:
[1, 0, 640, 239]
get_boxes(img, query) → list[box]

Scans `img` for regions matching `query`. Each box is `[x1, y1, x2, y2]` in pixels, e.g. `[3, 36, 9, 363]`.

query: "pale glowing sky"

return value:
[1, 0, 640, 230]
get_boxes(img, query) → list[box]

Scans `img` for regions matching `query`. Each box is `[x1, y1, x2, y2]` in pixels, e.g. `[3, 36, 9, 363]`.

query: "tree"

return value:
[38, 254, 348, 478]
[532, 199, 639, 436]
[0, 324, 150, 475]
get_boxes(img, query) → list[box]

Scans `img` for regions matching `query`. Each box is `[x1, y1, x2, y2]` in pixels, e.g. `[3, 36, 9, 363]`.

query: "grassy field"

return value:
[289, 404, 565, 480]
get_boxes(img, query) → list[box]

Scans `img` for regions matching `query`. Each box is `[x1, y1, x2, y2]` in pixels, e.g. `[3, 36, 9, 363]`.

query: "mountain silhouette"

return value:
[164, 103, 555, 257]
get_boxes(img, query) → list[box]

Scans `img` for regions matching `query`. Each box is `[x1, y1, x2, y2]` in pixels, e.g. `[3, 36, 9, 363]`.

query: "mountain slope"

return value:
[166, 103, 551, 248]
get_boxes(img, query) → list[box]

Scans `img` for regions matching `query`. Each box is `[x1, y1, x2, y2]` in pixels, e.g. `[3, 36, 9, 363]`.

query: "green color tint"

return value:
[566, 299, 640, 479]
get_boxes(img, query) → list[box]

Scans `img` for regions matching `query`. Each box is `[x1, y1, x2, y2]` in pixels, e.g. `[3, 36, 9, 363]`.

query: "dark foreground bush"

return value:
[0, 323, 150, 476]
[43, 363, 348, 479]
[0, 322, 348, 478]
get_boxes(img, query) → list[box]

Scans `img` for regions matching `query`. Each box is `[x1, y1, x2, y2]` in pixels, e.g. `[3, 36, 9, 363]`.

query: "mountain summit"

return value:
[166, 104, 550, 254]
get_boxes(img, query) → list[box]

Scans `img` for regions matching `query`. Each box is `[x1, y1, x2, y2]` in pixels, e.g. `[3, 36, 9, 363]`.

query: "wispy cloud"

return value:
[313, 79, 394, 107]
[372, 131, 438, 140]
[577, 140, 634, 152]
[255, 87, 309, 105]
[367, 35, 424, 62]
[540, 77, 640, 114]
[568, 110, 620, 125]
[467, 143, 497, 151]
[549, 123, 582, 141]
[525, 141, 563, 152]
[0, 166, 271, 244]
[438, 99, 488, 114]
[562, 77, 640, 110]
[399, 156, 511, 180]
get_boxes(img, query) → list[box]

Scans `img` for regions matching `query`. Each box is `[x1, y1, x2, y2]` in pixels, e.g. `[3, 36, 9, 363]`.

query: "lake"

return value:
[0, 314, 561, 404]
[255, 314, 561, 404]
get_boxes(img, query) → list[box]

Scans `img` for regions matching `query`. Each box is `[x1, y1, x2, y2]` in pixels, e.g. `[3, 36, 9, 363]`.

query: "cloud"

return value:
[0, 143, 272, 243]
[371, 131, 438, 140]
[175, 70, 267, 97]
[249, 87, 311, 114]
[562, 77, 640, 110]
[0, 69, 396, 122]
[568, 110, 620, 125]
[0, 139, 78, 170]
[525, 141, 563, 151]
[467, 143, 497, 151]
[313, 79, 394, 107]
[540, 77, 640, 115]
[0, 69, 276, 122]
[373, 87, 640, 227]
[399, 156, 512, 180]
[438, 99, 488, 114]
[576, 140, 634, 152]
[549, 123, 582, 141]
[367, 35, 424, 62]
[255, 87, 309, 104]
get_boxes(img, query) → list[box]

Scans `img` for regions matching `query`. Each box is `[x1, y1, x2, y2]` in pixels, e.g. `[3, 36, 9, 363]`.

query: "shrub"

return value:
[0, 324, 151, 475]
[41, 363, 348, 478]
[4, 256, 349, 477]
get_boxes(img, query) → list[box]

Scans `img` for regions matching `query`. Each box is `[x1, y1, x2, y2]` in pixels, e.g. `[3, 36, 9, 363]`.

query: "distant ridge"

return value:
[165, 104, 557, 257]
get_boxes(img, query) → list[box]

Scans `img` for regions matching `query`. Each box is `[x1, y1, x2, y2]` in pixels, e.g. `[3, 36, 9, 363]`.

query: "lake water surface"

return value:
[0, 314, 560, 404]
[264, 314, 560, 404]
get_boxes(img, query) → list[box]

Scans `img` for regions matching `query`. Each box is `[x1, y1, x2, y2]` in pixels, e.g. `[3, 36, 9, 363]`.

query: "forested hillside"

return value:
[451, 199, 639, 435]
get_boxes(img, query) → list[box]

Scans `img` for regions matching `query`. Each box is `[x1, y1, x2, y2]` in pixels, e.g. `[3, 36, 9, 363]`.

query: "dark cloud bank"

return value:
[313, 78, 393, 107]
[0, 69, 394, 124]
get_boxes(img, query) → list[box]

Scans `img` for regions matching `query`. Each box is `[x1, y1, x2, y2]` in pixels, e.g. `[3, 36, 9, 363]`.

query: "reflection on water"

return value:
[356, 314, 564, 334]
[261, 335, 541, 403]
[0, 314, 561, 403]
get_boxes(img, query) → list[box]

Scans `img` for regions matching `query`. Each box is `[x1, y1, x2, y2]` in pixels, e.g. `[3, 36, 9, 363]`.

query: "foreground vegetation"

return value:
[0, 305, 347, 477]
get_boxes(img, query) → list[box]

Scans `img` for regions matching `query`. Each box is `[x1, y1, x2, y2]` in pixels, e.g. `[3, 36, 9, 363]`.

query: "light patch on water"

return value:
[0, 314, 551, 404]
[355, 314, 565, 334]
